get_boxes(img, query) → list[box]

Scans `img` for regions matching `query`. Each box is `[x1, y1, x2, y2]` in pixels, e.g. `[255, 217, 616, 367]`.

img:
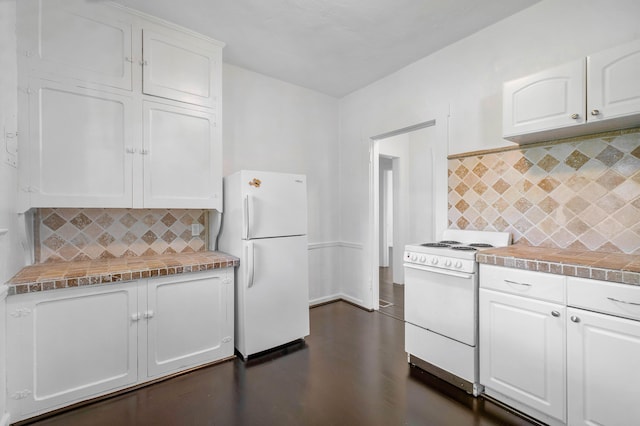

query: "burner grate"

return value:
[420, 243, 450, 248]
[469, 243, 493, 248]
[451, 246, 477, 251]
[439, 240, 461, 245]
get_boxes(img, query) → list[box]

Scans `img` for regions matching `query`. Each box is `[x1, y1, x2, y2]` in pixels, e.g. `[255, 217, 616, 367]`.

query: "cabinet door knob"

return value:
[570, 315, 580, 323]
[551, 310, 561, 317]
[131, 313, 141, 321]
[591, 109, 600, 116]
[144, 310, 154, 319]
[570, 113, 580, 119]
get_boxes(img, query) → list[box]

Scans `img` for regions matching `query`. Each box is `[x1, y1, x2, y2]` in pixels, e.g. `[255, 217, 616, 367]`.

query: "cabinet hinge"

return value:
[9, 307, 32, 318]
[222, 336, 232, 343]
[21, 186, 38, 193]
[18, 86, 33, 95]
[11, 389, 32, 400]
[223, 278, 233, 286]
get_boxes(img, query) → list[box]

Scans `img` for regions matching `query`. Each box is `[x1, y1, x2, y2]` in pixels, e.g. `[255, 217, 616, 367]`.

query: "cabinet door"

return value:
[6, 284, 138, 420]
[142, 101, 221, 209]
[17, 0, 133, 91]
[567, 308, 640, 426]
[145, 270, 234, 378]
[588, 39, 640, 122]
[503, 59, 585, 138]
[142, 26, 221, 108]
[27, 78, 134, 208]
[480, 289, 566, 422]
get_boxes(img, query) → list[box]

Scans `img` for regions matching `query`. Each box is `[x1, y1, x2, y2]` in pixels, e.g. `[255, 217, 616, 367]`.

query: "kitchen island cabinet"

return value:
[5, 262, 234, 423]
[503, 39, 640, 143]
[17, 0, 224, 211]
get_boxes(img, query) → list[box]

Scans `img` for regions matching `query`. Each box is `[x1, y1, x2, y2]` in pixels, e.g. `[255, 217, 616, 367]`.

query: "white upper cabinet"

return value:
[587, 39, 640, 122]
[26, 78, 134, 208]
[17, 0, 224, 211]
[18, 0, 133, 91]
[503, 39, 640, 143]
[17, 0, 224, 210]
[503, 59, 586, 139]
[142, 27, 220, 108]
[142, 101, 221, 209]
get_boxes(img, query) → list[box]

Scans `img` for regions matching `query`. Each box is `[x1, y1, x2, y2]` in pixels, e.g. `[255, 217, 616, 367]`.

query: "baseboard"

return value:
[1, 412, 10, 426]
[309, 295, 341, 307]
[310, 294, 372, 312]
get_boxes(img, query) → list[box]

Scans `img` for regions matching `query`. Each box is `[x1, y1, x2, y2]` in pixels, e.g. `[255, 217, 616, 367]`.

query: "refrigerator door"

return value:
[237, 235, 309, 358]
[242, 171, 307, 239]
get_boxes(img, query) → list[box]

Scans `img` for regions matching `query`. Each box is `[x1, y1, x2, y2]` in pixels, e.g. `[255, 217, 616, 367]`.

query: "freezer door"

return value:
[242, 171, 307, 239]
[239, 235, 309, 357]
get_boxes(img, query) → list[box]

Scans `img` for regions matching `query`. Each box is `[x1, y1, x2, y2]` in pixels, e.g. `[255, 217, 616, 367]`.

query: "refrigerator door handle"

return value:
[243, 195, 251, 240]
[247, 241, 255, 288]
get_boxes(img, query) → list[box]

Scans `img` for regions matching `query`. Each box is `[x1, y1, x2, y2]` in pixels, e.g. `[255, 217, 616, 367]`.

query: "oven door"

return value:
[404, 263, 477, 346]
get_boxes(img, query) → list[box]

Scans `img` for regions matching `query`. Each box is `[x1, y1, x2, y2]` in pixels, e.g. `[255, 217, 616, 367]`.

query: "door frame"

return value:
[366, 112, 449, 310]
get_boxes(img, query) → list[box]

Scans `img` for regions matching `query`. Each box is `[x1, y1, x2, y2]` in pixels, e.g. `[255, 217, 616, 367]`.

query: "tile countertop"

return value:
[5, 251, 240, 296]
[477, 245, 640, 286]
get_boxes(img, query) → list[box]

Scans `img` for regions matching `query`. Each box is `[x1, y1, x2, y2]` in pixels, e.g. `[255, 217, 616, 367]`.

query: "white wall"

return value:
[222, 64, 341, 304]
[338, 0, 640, 306]
[0, 1, 20, 423]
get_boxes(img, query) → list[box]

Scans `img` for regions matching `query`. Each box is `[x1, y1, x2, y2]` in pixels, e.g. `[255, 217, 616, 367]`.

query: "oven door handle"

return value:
[403, 263, 474, 279]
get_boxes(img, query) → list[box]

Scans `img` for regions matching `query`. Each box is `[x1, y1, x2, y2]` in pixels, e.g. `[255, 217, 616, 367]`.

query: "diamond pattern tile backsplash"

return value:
[448, 129, 640, 254]
[35, 208, 208, 263]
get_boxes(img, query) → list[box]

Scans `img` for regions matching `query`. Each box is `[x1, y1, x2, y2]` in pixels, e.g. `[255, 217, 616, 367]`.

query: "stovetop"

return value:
[404, 230, 511, 273]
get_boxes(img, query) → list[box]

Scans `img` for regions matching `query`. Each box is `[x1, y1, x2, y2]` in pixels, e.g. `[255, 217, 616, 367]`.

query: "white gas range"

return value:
[404, 229, 511, 396]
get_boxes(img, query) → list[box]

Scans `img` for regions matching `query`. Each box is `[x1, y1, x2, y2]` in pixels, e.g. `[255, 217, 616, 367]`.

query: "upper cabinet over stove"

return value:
[17, 0, 224, 211]
[503, 39, 640, 144]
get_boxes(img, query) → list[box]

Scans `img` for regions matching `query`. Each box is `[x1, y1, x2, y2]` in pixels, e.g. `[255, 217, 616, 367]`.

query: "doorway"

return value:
[367, 114, 449, 313]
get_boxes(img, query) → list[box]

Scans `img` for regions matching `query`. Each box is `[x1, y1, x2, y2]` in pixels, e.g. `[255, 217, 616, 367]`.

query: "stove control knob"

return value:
[411, 254, 418, 261]
[419, 256, 426, 263]
[445, 259, 452, 267]
[455, 261, 463, 269]
[431, 257, 438, 265]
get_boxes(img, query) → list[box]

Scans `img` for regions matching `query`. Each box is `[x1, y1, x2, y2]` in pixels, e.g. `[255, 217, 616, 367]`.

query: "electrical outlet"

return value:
[191, 224, 201, 236]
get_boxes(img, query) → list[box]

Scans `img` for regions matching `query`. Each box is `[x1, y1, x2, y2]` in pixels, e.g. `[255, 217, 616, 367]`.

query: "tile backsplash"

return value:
[448, 129, 640, 254]
[35, 208, 208, 263]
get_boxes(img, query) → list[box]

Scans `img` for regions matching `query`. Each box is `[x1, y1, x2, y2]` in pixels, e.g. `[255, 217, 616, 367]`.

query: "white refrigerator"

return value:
[217, 170, 310, 360]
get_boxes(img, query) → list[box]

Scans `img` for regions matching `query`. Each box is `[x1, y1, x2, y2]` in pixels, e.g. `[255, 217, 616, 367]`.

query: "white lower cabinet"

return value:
[566, 277, 640, 426]
[480, 265, 640, 426]
[567, 308, 640, 426]
[6, 269, 234, 422]
[480, 288, 566, 424]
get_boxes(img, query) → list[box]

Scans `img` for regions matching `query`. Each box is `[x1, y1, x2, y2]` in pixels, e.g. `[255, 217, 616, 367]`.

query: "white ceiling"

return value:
[113, 0, 541, 97]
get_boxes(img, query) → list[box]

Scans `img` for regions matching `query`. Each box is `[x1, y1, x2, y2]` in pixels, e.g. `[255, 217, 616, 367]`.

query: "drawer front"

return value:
[568, 277, 640, 321]
[480, 264, 566, 303]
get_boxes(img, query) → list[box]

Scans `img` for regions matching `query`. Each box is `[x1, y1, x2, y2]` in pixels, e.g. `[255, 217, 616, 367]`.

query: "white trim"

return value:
[309, 293, 342, 306]
[0, 412, 10, 426]
[307, 241, 363, 250]
[371, 120, 436, 141]
[307, 241, 340, 250]
[338, 241, 363, 250]
[367, 114, 450, 312]
[107, 2, 225, 47]
[340, 293, 366, 308]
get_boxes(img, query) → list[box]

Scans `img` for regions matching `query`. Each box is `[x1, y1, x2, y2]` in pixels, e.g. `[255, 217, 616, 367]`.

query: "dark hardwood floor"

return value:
[26, 302, 534, 426]
[379, 266, 404, 320]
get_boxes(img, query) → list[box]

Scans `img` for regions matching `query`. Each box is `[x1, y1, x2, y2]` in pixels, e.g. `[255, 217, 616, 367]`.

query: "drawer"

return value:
[480, 264, 566, 303]
[568, 277, 640, 321]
